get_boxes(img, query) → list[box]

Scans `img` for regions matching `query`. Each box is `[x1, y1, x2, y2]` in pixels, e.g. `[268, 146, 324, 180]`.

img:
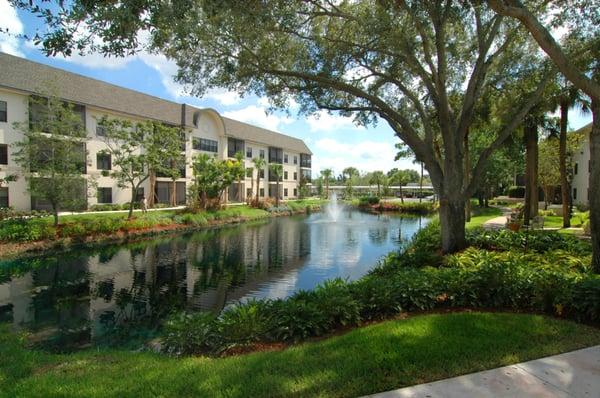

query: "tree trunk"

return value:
[559, 100, 570, 227]
[149, 170, 156, 208]
[52, 203, 59, 227]
[238, 178, 242, 202]
[439, 194, 466, 254]
[129, 187, 136, 219]
[419, 162, 423, 203]
[524, 119, 539, 225]
[464, 133, 471, 221]
[170, 180, 176, 207]
[589, 98, 600, 273]
[256, 175, 260, 203]
[399, 185, 404, 204]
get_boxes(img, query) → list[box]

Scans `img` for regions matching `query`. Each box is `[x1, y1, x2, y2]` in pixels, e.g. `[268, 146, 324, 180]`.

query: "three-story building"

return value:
[0, 52, 312, 210]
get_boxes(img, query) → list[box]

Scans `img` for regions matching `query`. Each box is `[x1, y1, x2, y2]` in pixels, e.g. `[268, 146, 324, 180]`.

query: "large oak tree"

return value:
[488, 0, 600, 271]
[11, 0, 554, 252]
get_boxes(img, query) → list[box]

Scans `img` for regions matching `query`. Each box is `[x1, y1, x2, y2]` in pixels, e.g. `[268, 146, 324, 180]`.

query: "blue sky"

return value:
[0, 0, 592, 176]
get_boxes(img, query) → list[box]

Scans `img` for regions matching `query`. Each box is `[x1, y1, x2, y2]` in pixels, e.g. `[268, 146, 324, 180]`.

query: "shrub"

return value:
[174, 212, 208, 227]
[0, 219, 56, 242]
[507, 186, 525, 198]
[219, 300, 272, 347]
[162, 312, 220, 355]
[358, 196, 380, 206]
[376, 201, 435, 214]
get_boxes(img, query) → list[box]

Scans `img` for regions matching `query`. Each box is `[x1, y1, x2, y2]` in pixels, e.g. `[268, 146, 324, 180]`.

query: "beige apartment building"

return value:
[0, 52, 312, 211]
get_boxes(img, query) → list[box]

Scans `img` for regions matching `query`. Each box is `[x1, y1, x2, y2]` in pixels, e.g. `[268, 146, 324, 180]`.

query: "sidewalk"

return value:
[366, 345, 600, 398]
[482, 206, 512, 230]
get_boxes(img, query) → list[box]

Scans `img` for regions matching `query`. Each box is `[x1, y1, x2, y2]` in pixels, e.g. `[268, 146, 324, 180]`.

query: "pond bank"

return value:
[0, 201, 325, 259]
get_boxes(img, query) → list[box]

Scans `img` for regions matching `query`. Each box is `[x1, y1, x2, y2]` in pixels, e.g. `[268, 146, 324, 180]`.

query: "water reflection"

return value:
[0, 210, 428, 350]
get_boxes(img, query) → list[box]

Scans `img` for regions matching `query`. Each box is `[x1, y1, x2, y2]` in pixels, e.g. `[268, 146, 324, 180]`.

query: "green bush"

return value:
[219, 300, 272, 346]
[0, 219, 56, 242]
[507, 186, 525, 198]
[174, 212, 208, 226]
[358, 196, 380, 206]
[162, 312, 220, 356]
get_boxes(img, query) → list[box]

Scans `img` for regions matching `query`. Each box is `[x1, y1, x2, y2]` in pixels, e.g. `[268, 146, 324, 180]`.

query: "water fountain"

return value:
[326, 192, 343, 221]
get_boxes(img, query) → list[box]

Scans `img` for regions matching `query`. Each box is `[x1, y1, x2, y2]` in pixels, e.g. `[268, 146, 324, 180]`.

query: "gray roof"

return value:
[223, 117, 312, 154]
[0, 52, 312, 154]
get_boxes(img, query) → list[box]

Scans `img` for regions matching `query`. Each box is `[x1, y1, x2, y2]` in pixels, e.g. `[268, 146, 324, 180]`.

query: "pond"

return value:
[0, 208, 429, 350]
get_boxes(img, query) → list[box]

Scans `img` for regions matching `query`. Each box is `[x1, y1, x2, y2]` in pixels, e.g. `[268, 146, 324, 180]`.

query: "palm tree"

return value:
[269, 163, 283, 207]
[392, 170, 408, 203]
[369, 171, 385, 197]
[550, 83, 590, 227]
[342, 167, 359, 198]
[252, 157, 266, 203]
[321, 168, 333, 199]
[234, 151, 244, 202]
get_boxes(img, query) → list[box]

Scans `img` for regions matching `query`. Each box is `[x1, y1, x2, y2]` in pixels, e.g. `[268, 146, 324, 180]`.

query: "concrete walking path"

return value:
[366, 345, 600, 398]
[482, 206, 512, 230]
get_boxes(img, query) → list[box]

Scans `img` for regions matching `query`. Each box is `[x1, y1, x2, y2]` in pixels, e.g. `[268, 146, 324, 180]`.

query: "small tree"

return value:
[321, 168, 333, 199]
[233, 151, 245, 202]
[13, 94, 88, 226]
[189, 154, 241, 209]
[343, 167, 359, 199]
[97, 117, 182, 218]
[252, 157, 266, 203]
[369, 171, 385, 197]
[391, 170, 409, 204]
[269, 163, 283, 207]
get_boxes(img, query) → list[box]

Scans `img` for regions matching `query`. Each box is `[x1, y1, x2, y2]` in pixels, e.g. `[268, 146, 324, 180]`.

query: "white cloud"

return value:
[306, 110, 365, 133]
[204, 88, 242, 106]
[0, 0, 24, 56]
[223, 105, 293, 131]
[313, 137, 416, 175]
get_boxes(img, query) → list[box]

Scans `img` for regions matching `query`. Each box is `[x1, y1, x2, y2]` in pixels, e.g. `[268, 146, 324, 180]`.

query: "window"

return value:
[293, 172, 297, 181]
[284, 154, 289, 163]
[96, 125, 107, 137]
[193, 138, 218, 153]
[294, 188, 297, 197]
[246, 188, 252, 198]
[269, 147, 283, 164]
[284, 188, 288, 197]
[0, 100, 7, 123]
[293, 156, 298, 165]
[260, 188, 264, 197]
[246, 147, 253, 158]
[135, 188, 144, 202]
[0, 144, 7, 165]
[574, 163, 578, 175]
[228, 137, 245, 157]
[0, 187, 8, 207]
[246, 168, 253, 178]
[259, 149, 265, 159]
[96, 153, 111, 170]
[301, 169, 312, 182]
[259, 169, 265, 178]
[284, 171, 288, 180]
[573, 188, 578, 200]
[97, 187, 112, 204]
[300, 153, 311, 168]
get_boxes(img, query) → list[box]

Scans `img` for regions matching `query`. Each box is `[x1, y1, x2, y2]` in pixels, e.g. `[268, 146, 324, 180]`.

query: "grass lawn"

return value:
[466, 206, 502, 229]
[2, 312, 599, 397]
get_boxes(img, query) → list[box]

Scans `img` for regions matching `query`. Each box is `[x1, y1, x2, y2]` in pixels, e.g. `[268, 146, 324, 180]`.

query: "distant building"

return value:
[571, 123, 592, 206]
[0, 53, 312, 210]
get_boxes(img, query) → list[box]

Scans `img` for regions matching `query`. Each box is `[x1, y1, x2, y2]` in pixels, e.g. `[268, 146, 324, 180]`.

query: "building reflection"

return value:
[0, 217, 311, 350]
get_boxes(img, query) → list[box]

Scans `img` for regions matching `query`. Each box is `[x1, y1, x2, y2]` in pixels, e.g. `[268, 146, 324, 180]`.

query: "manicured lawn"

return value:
[2, 312, 599, 397]
[466, 206, 502, 229]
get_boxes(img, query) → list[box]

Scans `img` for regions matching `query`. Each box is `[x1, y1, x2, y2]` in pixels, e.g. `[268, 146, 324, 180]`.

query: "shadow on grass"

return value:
[3, 312, 600, 397]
